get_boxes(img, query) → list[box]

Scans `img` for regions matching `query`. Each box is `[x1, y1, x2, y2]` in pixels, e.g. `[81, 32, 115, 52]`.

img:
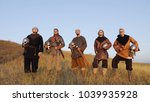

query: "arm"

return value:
[113, 40, 121, 53]
[38, 36, 43, 57]
[44, 37, 51, 48]
[56, 36, 65, 50]
[94, 40, 97, 54]
[68, 39, 75, 49]
[22, 35, 30, 48]
[104, 39, 112, 50]
[80, 37, 87, 52]
[39, 36, 44, 52]
[130, 37, 139, 52]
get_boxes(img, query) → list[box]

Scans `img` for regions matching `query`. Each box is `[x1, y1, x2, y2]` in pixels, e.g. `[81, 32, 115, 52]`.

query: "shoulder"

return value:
[103, 36, 108, 41]
[128, 35, 133, 39]
[95, 37, 98, 41]
[125, 34, 130, 38]
[114, 39, 118, 43]
[104, 36, 108, 39]
[129, 36, 136, 41]
[80, 36, 86, 40]
[125, 34, 130, 37]
[49, 36, 53, 41]
[35, 34, 43, 41]
[58, 35, 63, 39]
[124, 34, 133, 40]
[38, 34, 43, 39]
[27, 34, 31, 39]
[72, 37, 77, 41]
[80, 35, 85, 38]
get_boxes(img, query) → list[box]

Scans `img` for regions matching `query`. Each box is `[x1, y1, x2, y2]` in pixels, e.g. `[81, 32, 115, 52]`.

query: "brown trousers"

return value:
[71, 57, 86, 69]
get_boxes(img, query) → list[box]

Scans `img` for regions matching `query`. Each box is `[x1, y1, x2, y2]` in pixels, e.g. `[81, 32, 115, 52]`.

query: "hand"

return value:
[77, 47, 81, 51]
[55, 47, 58, 50]
[135, 48, 139, 52]
[119, 48, 123, 51]
[44, 45, 48, 48]
[38, 52, 42, 58]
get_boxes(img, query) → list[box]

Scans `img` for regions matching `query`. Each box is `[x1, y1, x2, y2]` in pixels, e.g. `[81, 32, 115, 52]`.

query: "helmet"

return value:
[46, 41, 51, 46]
[129, 44, 136, 58]
[102, 43, 108, 49]
[130, 44, 136, 50]
[69, 42, 76, 49]
[71, 42, 75, 46]
[22, 38, 29, 45]
[44, 41, 51, 50]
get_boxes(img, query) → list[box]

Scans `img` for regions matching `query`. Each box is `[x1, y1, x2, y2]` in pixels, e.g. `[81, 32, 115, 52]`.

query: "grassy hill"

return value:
[0, 40, 150, 85]
[0, 40, 23, 64]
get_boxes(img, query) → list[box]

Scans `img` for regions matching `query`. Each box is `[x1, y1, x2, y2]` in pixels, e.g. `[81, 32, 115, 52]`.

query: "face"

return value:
[98, 30, 104, 37]
[75, 29, 80, 36]
[32, 28, 38, 33]
[119, 29, 125, 36]
[54, 29, 59, 35]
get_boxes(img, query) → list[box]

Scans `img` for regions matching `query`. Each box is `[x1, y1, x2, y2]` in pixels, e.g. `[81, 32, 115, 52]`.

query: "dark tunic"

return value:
[69, 36, 87, 59]
[23, 33, 43, 58]
[94, 36, 112, 60]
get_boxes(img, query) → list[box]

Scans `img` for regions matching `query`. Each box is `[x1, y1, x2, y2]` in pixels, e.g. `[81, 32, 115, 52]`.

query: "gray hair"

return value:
[32, 27, 39, 32]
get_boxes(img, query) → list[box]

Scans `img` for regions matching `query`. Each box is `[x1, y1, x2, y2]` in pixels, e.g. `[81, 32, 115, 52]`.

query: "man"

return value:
[22, 27, 43, 73]
[92, 29, 112, 77]
[45, 28, 65, 74]
[69, 29, 87, 77]
[112, 28, 139, 81]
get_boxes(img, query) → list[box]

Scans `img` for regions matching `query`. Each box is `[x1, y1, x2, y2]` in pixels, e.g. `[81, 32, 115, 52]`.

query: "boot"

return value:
[81, 68, 86, 78]
[31, 73, 36, 80]
[112, 68, 119, 79]
[128, 71, 132, 81]
[93, 68, 98, 78]
[72, 68, 78, 76]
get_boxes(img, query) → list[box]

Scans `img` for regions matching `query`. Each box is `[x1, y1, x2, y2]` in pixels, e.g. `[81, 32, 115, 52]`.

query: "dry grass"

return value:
[0, 40, 150, 85]
[0, 52, 150, 85]
[0, 40, 23, 64]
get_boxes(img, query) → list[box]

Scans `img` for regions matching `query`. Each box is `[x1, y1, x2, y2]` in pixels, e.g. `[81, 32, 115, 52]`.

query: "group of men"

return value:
[22, 27, 139, 81]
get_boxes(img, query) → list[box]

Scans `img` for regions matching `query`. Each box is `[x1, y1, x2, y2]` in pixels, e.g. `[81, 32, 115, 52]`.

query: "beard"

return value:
[76, 33, 80, 36]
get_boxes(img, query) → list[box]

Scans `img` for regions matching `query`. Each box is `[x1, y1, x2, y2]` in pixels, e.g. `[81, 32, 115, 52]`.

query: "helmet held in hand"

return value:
[22, 38, 29, 47]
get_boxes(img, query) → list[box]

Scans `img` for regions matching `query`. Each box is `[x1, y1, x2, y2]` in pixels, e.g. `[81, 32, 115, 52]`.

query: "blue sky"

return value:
[0, 0, 150, 63]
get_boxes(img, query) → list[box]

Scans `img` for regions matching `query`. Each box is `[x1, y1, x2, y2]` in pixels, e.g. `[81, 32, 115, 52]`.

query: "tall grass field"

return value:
[0, 40, 150, 85]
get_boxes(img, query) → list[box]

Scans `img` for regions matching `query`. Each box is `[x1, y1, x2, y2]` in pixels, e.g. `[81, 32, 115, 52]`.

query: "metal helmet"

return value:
[102, 43, 108, 49]
[22, 38, 29, 45]
[71, 42, 75, 46]
[69, 42, 76, 49]
[130, 44, 136, 50]
[22, 38, 29, 48]
[46, 41, 51, 46]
